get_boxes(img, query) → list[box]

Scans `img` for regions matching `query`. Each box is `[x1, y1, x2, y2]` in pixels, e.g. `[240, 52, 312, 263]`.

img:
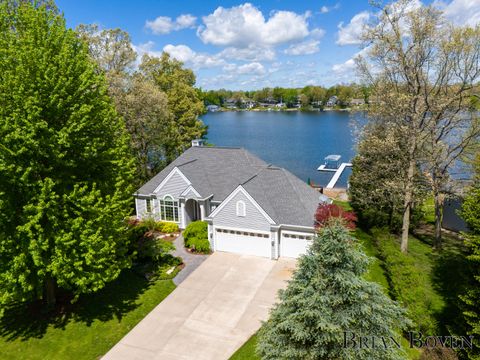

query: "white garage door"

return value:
[215, 228, 271, 258]
[280, 232, 313, 258]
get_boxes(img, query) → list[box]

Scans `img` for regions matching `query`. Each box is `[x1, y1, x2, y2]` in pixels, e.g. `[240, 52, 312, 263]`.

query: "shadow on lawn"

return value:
[0, 270, 151, 341]
[415, 228, 469, 336]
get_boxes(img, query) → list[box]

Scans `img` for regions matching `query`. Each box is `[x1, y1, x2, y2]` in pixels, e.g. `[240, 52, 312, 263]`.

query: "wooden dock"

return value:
[325, 162, 352, 189]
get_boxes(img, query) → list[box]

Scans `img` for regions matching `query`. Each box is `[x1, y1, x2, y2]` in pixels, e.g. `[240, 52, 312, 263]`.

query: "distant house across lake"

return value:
[206, 104, 220, 112]
[326, 96, 338, 107]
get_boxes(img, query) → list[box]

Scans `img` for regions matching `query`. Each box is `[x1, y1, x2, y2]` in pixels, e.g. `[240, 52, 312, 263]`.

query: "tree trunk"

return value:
[44, 275, 56, 309]
[401, 157, 416, 253]
[433, 191, 443, 249]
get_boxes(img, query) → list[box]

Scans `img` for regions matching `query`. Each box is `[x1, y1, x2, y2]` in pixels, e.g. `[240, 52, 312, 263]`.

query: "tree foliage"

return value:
[314, 203, 357, 229]
[140, 53, 206, 162]
[0, 1, 135, 308]
[77, 26, 207, 183]
[460, 154, 480, 358]
[257, 221, 409, 360]
[357, 0, 480, 250]
[350, 122, 427, 232]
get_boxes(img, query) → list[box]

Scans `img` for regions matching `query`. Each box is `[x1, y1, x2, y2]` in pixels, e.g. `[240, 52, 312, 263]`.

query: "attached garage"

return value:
[214, 228, 272, 258]
[280, 232, 313, 258]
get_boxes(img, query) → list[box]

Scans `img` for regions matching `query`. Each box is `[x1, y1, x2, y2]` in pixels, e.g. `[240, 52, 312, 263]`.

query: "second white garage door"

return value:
[215, 228, 272, 258]
[280, 232, 313, 258]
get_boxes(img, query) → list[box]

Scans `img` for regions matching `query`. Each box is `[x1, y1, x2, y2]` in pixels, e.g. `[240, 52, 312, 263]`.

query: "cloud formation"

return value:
[197, 3, 310, 48]
[145, 14, 196, 35]
[438, 0, 480, 26]
[162, 44, 225, 69]
[336, 11, 370, 45]
[284, 40, 320, 55]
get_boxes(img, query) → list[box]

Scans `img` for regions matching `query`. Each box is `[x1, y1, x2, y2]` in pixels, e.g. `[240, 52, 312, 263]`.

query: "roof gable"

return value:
[208, 185, 275, 225]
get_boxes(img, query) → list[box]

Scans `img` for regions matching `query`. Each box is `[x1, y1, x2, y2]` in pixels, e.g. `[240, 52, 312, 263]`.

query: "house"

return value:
[326, 96, 338, 107]
[349, 98, 365, 106]
[223, 98, 238, 109]
[134, 140, 326, 259]
[206, 104, 220, 112]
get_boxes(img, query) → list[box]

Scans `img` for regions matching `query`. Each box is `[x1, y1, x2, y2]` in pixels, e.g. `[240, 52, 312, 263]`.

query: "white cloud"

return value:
[320, 3, 340, 14]
[438, 0, 480, 26]
[175, 14, 197, 28]
[197, 3, 310, 48]
[332, 47, 369, 76]
[336, 11, 370, 45]
[162, 44, 225, 69]
[237, 62, 265, 75]
[284, 40, 320, 55]
[145, 14, 197, 35]
[219, 46, 276, 61]
[310, 28, 326, 39]
[320, 6, 329, 14]
[223, 62, 266, 75]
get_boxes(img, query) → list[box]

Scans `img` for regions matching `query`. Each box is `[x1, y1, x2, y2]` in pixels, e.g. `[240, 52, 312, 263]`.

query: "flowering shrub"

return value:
[314, 203, 357, 229]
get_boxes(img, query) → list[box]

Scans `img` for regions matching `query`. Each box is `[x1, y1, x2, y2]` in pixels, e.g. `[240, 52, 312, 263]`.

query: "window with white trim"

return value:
[146, 198, 153, 213]
[159, 195, 179, 222]
[236, 200, 246, 217]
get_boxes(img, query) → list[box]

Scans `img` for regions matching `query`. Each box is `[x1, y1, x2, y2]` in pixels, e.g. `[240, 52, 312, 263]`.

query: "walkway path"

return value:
[172, 234, 208, 285]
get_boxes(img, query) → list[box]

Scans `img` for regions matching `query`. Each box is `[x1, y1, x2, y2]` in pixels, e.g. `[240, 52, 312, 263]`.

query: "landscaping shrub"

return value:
[138, 237, 175, 262]
[127, 222, 175, 262]
[159, 222, 179, 233]
[186, 237, 210, 253]
[183, 221, 210, 253]
[142, 216, 159, 233]
[314, 203, 357, 229]
[372, 228, 438, 333]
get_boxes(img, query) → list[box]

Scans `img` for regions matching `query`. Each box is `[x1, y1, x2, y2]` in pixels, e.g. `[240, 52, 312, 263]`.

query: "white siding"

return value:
[155, 171, 189, 198]
[212, 191, 272, 232]
[135, 197, 151, 219]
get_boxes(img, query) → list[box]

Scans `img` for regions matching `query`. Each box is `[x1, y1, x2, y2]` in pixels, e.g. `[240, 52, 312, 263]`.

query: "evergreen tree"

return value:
[460, 154, 480, 359]
[257, 221, 410, 360]
[0, 0, 135, 308]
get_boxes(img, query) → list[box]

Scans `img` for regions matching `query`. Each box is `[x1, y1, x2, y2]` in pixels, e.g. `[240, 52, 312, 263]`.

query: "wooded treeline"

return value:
[199, 84, 370, 108]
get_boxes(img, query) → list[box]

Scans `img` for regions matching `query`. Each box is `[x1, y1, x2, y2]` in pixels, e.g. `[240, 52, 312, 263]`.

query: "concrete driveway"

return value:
[103, 252, 296, 360]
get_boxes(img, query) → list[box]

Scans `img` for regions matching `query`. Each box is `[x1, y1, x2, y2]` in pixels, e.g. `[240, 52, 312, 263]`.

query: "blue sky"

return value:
[57, 0, 479, 90]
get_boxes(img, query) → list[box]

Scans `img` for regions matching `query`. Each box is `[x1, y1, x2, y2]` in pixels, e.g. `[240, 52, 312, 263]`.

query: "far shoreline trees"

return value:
[199, 84, 370, 110]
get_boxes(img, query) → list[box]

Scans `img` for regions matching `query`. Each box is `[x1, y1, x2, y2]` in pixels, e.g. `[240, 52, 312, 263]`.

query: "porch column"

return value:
[180, 200, 186, 229]
[200, 202, 205, 220]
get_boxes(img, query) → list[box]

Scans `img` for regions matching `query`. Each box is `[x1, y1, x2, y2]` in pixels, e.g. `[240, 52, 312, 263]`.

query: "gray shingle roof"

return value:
[136, 146, 321, 227]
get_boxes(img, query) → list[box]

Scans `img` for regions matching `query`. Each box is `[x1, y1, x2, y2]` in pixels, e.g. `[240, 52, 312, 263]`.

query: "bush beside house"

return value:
[183, 221, 210, 253]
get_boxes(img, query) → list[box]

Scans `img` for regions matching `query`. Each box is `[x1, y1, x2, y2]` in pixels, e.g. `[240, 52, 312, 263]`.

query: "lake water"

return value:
[201, 111, 366, 187]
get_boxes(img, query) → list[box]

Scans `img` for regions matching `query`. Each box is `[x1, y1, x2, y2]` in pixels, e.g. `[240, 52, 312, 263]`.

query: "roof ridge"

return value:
[194, 146, 242, 150]
[177, 159, 198, 167]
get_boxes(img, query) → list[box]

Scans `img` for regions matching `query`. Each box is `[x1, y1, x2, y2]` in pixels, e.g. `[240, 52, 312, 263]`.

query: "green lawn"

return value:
[230, 333, 259, 360]
[0, 270, 176, 360]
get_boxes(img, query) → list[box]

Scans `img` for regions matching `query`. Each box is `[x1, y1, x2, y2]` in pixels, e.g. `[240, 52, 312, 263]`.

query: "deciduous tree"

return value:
[0, 0, 134, 308]
[358, 0, 480, 251]
[140, 53, 206, 161]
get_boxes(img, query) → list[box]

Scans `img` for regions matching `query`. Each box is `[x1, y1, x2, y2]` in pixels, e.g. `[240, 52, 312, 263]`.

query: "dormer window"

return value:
[236, 201, 246, 217]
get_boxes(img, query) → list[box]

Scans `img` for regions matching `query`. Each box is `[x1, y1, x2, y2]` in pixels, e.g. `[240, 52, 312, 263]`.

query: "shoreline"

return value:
[207, 107, 367, 113]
